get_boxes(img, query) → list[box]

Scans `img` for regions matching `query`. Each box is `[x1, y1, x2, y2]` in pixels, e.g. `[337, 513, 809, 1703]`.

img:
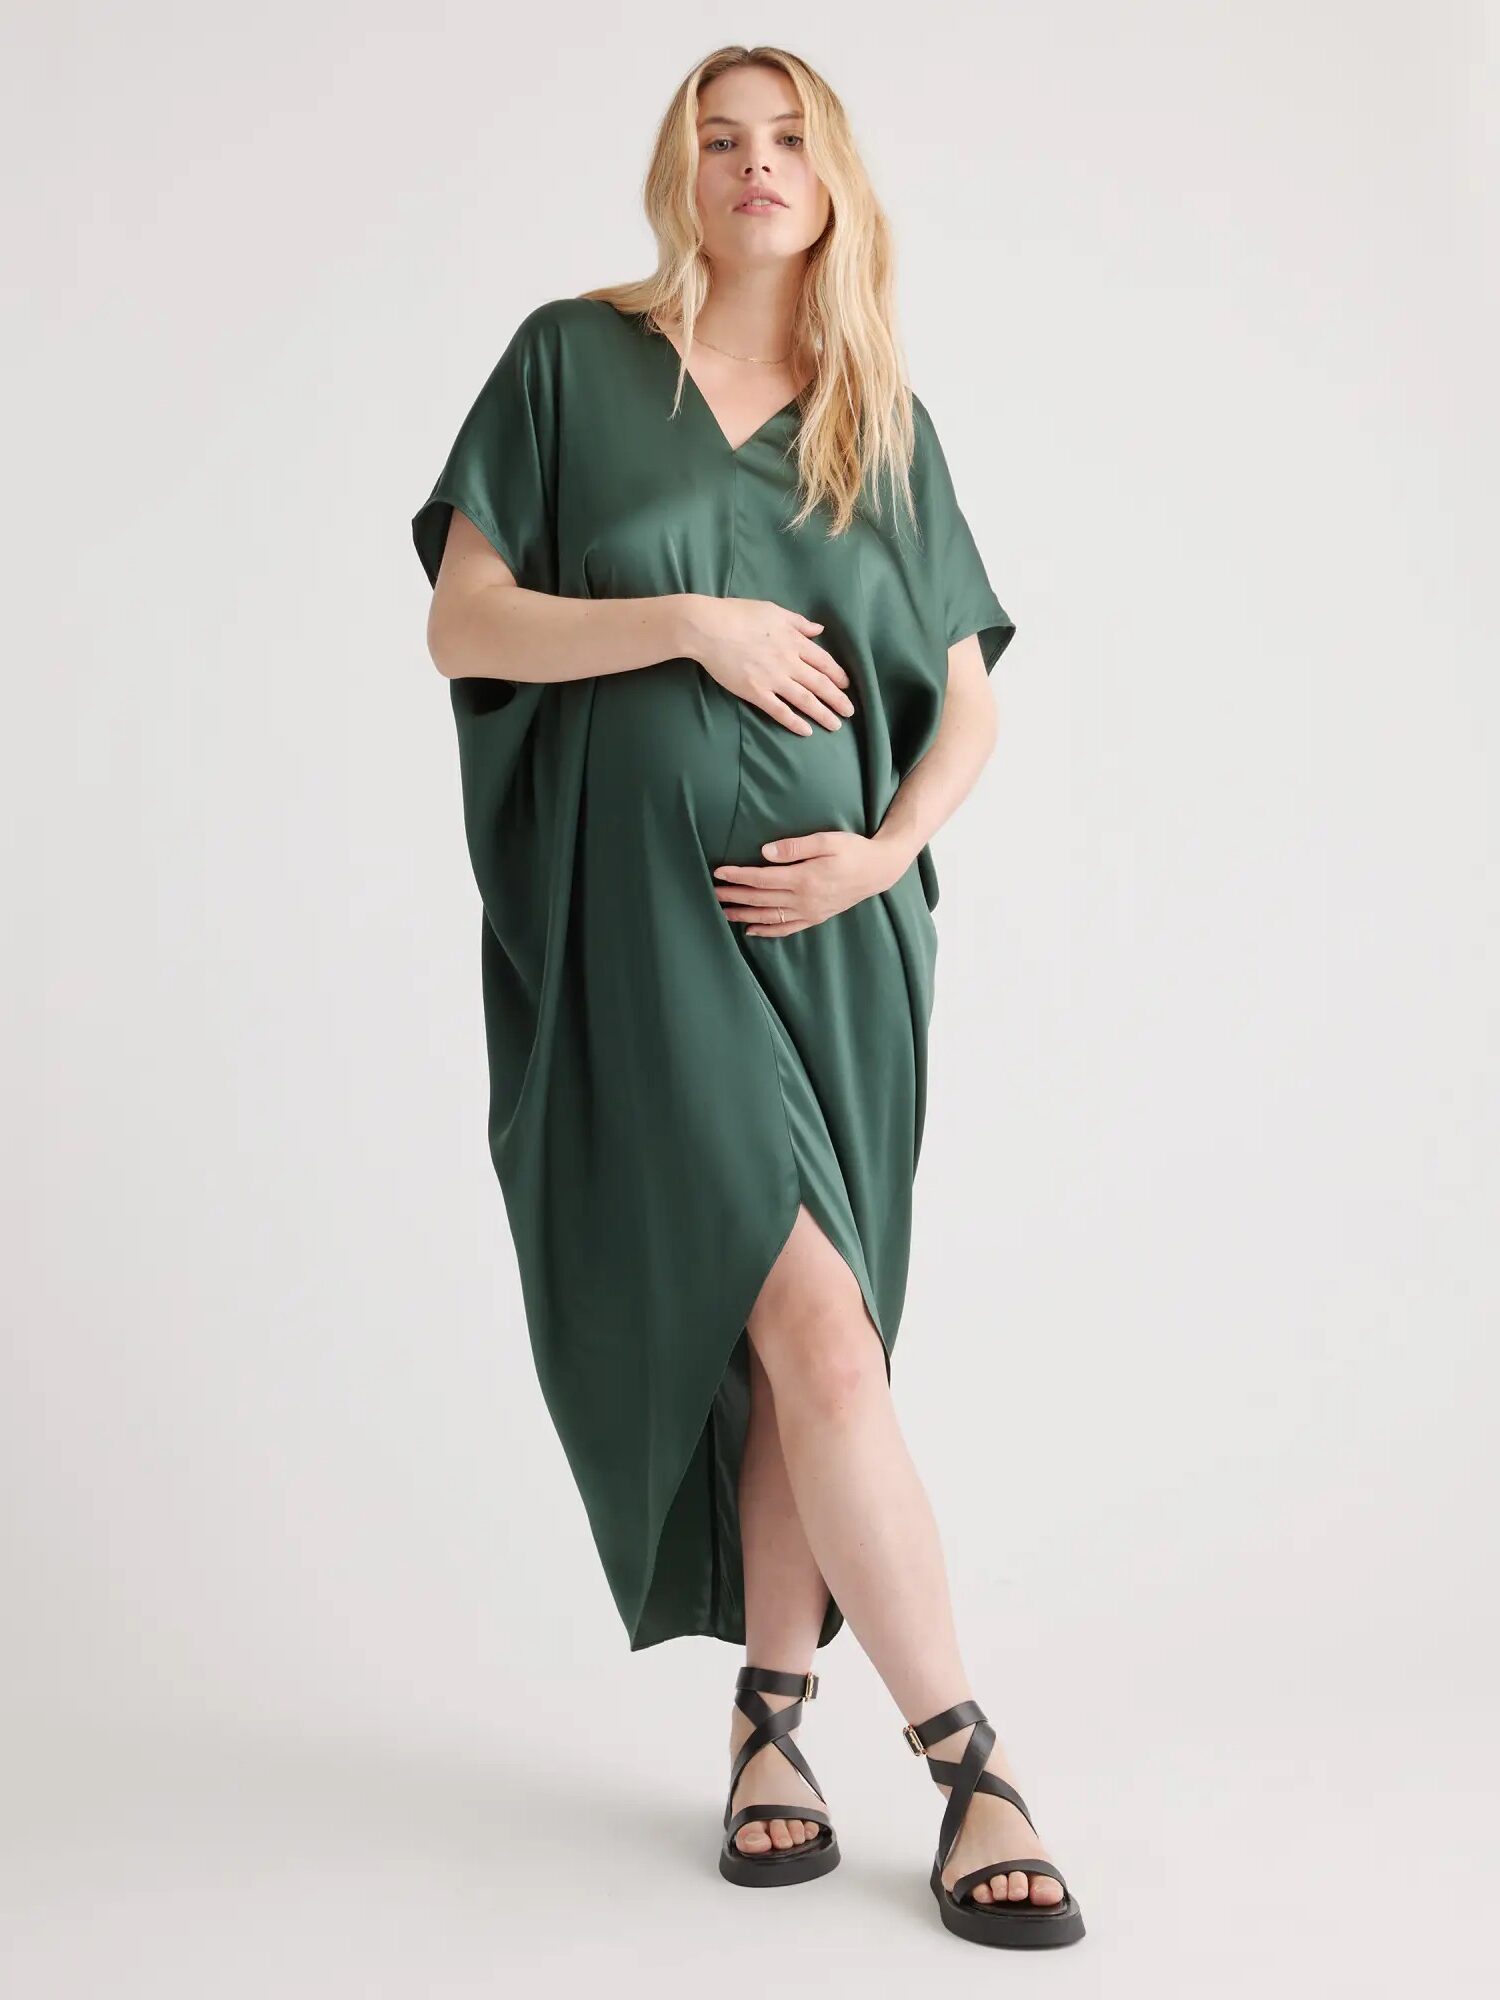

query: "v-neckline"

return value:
[627, 307, 805, 456]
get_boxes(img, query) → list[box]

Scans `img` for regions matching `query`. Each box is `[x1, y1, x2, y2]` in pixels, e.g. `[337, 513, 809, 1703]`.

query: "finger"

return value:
[714, 864, 791, 887]
[763, 833, 839, 862]
[778, 678, 845, 732]
[723, 889, 805, 920]
[746, 917, 815, 937]
[789, 613, 825, 637]
[716, 892, 800, 916]
[760, 693, 814, 735]
[716, 864, 805, 888]
[802, 665, 855, 715]
[799, 641, 849, 687]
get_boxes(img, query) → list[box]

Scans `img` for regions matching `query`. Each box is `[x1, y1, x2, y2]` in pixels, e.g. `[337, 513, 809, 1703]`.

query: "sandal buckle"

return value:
[804, 1672, 819, 1701]
[903, 1722, 926, 1756]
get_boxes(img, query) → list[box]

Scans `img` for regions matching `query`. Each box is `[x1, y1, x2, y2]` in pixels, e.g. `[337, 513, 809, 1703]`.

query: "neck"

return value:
[685, 261, 806, 363]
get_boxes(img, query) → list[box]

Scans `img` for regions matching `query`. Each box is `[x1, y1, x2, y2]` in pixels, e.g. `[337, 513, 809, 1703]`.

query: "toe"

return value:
[1030, 1872, 1063, 1905]
[1007, 1869, 1029, 1900]
[970, 1879, 993, 1903]
[735, 1822, 770, 1853]
[768, 1818, 793, 1849]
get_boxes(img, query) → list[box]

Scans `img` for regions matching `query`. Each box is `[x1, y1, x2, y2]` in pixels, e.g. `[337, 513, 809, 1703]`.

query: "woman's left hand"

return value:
[712, 830, 905, 937]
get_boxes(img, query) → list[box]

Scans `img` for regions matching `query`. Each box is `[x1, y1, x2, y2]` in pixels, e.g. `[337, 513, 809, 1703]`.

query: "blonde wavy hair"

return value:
[580, 44, 918, 541]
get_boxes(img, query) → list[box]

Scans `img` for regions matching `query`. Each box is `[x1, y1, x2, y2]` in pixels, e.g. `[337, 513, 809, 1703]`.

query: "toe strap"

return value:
[947, 1856, 1070, 1905]
[725, 1803, 832, 1840]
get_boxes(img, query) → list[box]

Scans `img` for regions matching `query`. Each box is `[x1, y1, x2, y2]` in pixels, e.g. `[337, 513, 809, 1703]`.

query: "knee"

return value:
[755, 1299, 883, 1422]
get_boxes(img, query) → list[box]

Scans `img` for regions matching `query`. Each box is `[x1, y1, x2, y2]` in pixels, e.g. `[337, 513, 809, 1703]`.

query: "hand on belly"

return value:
[711, 829, 904, 939]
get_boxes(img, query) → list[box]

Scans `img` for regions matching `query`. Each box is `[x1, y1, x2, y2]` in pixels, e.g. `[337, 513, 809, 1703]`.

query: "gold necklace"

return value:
[690, 331, 792, 366]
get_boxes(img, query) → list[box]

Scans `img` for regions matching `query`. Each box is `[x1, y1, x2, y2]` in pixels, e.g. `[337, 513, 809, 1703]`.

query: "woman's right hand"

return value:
[678, 595, 855, 734]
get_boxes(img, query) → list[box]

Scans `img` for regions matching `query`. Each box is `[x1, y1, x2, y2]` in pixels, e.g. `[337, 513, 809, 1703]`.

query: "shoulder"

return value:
[459, 298, 603, 406]
[506, 293, 618, 356]
[913, 389, 961, 452]
[906, 390, 945, 485]
[482, 297, 625, 403]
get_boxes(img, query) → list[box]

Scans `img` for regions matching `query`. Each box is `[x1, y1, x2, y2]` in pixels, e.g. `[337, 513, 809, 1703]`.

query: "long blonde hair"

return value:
[580, 44, 918, 541]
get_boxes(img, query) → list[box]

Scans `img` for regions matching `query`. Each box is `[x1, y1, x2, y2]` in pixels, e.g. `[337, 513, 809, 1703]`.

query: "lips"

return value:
[735, 193, 787, 211]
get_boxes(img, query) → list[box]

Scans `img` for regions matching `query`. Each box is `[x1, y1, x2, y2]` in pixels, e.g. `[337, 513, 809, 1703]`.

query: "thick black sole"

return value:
[719, 1828, 841, 1887]
[929, 1860, 1085, 1947]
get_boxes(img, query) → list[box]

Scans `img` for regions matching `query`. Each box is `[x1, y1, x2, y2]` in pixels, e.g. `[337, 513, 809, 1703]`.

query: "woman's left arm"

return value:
[711, 635, 997, 937]
[863, 633, 998, 889]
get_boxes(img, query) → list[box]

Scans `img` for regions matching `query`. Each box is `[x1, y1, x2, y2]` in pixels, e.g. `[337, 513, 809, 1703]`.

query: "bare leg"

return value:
[742, 1204, 1064, 1907]
[725, 1338, 829, 1855]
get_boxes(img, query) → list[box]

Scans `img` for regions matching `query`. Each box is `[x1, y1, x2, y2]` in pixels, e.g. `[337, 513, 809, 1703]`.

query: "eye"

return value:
[702, 133, 804, 152]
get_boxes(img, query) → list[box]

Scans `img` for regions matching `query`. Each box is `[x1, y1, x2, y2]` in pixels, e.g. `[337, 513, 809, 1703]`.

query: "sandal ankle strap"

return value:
[737, 1665, 819, 1701]
[901, 1697, 985, 1754]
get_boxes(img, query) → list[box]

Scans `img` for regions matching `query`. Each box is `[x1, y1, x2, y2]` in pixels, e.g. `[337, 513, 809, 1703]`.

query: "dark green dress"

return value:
[411, 297, 1013, 1652]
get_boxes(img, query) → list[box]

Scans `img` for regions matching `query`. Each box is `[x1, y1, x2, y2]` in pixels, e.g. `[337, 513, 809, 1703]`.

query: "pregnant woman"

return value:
[411, 44, 1083, 1951]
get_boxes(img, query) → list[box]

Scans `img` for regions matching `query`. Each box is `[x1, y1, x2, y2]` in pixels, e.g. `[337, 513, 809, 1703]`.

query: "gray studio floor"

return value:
[4, 1650, 1489, 1998]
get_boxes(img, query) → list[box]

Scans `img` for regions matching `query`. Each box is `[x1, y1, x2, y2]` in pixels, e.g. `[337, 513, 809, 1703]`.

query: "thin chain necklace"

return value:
[690, 330, 793, 367]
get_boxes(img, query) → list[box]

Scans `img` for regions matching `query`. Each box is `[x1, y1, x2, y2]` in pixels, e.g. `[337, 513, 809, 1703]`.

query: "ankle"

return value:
[731, 1689, 800, 1737]
[924, 1719, 979, 1755]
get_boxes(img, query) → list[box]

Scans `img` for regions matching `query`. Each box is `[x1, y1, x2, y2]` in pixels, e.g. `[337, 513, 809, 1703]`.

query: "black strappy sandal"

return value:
[903, 1698, 1085, 1948]
[719, 1666, 840, 1886]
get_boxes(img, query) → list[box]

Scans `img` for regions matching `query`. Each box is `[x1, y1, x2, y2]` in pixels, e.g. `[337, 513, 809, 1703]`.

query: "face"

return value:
[693, 64, 831, 267]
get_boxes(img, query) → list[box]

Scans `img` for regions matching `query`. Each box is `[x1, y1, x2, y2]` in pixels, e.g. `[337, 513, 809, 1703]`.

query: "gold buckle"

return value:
[903, 1722, 926, 1756]
[804, 1672, 819, 1700]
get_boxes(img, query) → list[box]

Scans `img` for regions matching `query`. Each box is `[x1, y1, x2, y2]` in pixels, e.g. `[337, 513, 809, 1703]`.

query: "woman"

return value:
[411, 44, 1083, 1951]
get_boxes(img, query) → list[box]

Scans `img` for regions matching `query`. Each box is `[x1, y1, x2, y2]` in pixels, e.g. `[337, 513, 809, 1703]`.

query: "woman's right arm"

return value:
[426, 509, 854, 733]
[426, 508, 689, 685]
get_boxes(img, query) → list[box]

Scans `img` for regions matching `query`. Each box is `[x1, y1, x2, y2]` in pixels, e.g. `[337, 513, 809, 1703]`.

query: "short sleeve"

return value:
[411, 303, 561, 595]
[914, 395, 1016, 672]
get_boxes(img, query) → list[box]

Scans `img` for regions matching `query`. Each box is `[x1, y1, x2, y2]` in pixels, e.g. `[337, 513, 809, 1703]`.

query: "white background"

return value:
[5, 3, 1496, 1993]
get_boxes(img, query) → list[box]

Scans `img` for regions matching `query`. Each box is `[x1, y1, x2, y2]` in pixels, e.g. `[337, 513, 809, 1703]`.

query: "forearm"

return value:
[428, 584, 700, 684]
[869, 667, 998, 885]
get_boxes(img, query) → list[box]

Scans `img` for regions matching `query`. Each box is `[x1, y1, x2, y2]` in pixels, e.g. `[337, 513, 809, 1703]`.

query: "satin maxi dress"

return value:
[411, 296, 1014, 1652]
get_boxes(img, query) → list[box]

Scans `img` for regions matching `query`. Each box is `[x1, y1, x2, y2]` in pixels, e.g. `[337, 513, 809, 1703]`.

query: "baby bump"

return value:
[719, 698, 866, 868]
[585, 658, 867, 867]
[585, 657, 741, 854]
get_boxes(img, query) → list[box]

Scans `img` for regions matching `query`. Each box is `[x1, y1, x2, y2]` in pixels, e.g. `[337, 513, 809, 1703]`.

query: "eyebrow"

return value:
[697, 111, 804, 129]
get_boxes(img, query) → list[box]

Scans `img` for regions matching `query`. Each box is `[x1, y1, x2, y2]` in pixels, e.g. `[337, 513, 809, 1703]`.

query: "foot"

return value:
[728, 1689, 827, 1856]
[927, 1721, 1066, 1907]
